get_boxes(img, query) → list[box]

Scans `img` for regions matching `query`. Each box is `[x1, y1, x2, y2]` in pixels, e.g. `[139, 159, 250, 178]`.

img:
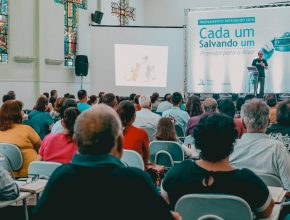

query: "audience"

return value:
[161, 113, 274, 218]
[265, 93, 278, 124]
[33, 104, 176, 220]
[267, 100, 290, 152]
[162, 92, 190, 130]
[230, 99, 290, 192]
[186, 98, 217, 136]
[0, 100, 41, 177]
[50, 97, 65, 122]
[28, 96, 54, 139]
[77, 90, 91, 112]
[156, 93, 172, 113]
[102, 93, 118, 110]
[151, 92, 160, 112]
[117, 101, 149, 166]
[185, 95, 203, 117]
[134, 95, 161, 128]
[38, 107, 80, 164]
[87, 95, 97, 106]
[0, 166, 19, 200]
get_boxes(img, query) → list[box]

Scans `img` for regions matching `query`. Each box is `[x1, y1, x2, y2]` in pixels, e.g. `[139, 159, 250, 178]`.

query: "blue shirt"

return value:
[162, 106, 190, 129]
[28, 110, 54, 139]
[77, 102, 91, 113]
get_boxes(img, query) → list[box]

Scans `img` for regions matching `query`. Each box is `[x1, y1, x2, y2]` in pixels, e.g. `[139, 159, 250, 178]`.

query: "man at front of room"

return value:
[252, 51, 268, 98]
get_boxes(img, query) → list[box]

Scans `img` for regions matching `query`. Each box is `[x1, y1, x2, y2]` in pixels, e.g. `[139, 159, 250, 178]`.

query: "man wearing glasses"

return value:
[252, 51, 269, 98]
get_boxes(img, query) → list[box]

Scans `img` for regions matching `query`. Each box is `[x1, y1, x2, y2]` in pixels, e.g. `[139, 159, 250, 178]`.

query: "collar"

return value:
[240, 133, 269, 140]
[72, 154, 125, 168]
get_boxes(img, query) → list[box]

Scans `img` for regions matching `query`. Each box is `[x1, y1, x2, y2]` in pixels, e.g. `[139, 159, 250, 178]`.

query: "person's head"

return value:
[244, 94, 255, 103]
[61, 107, 80, 138]
[276, 100, 290, 126]
[77, 90, 88, 102]
[87, 95, 97, 106]
[218, 99, 236, 118]
[171, 92, 183, 106]
[0, 100, 23, 131]
[258, 51, 264, 59]
[117, 100, 136, 129]
[241, 99, 269, 133]
[74, 104, 123, 158]
[264, 93, 277, 107]
[186, 95, 203, 117]
[194, 113, 237, 162]
[155, 117, 177, 141]
[42, 92, 49, 99]
[103, 93, 118, 110]
[98, 92, 105, 104]
[2, 94, 14, 103]
[151, 92, 159, 104]
[139, 95, 151, 109]
[64, 93, 70, 98]
[164, 93, 171, 102]
[203, 98, 218, 113]
[50, 90, 58, 98]
[35, 96, 49, 112]
[7, 91, 16, 100]
[49, 96, 56, 107]
[53, 97, 66, 113]
[236, 97, 245, 113]
[60, 98, 78, 118]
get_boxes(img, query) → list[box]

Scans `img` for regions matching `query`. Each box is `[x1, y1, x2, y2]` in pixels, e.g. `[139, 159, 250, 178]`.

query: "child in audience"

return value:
[38, 107, 80, 164]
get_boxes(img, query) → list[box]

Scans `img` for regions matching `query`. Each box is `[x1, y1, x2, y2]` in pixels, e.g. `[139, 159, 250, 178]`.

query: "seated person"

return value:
[117, 101, 149, 166]
[161, 113, 274, 218]
[0, 166, 19, 200]
[37, 108, 80, 164]
[33, 104, 178, 220]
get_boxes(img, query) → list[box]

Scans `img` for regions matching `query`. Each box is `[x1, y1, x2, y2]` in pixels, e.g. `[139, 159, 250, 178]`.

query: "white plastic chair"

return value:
[175, 124, 185, 142]
[121, 150, 145, 170]
[175, 194, 253, 220]
[256, 173, 283, 187]
[0, 143, 23, 172]
[28, 161, 62, 179]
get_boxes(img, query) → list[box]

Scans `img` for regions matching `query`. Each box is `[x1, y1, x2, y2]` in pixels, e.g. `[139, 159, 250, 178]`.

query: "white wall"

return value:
[144, 0, 278, 26]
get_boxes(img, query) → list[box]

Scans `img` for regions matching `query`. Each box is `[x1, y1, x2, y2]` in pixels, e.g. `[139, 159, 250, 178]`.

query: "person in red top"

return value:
[37, 107, 80, 164]
[117, 100, 149, 165]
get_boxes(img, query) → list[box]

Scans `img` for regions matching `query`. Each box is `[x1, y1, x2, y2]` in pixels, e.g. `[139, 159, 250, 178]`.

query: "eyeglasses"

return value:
[17, 174, 39, 185]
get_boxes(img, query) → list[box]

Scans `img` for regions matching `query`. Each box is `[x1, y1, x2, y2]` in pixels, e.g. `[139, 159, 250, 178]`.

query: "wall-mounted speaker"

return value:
[75, 55, 88, 77]
[91, 11, 104, 24]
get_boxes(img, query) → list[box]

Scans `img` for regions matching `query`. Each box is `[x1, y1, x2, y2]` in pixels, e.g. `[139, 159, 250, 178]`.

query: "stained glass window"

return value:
[0, 0, 8, 63]
[55, 0, 87, 67]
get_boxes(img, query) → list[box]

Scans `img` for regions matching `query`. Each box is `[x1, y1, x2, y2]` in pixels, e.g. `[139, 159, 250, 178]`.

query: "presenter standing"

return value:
[252, 51, 268, 98]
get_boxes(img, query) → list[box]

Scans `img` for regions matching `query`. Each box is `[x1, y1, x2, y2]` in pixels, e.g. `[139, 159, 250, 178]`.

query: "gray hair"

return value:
[74, 104, 122, 155]
[203, 98, 217, 113]
[139, 95, 151, 108]
[241, 99, 269, 130]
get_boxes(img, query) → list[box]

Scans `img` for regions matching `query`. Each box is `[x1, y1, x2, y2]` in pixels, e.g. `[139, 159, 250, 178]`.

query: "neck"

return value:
[196, 158, 235, 172]
[246, 128, 266, 133]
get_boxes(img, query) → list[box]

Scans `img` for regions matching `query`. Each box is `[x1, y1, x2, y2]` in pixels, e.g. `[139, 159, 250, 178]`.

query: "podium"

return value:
[247, 66, 259, 96]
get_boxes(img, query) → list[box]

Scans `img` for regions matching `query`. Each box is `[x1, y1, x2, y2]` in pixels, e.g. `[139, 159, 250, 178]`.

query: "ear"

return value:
[61, 119, 65, 128]
[241, 119, 247, 130]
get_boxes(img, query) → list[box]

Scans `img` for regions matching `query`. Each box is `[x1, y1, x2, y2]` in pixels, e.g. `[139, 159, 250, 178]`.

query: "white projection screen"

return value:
[90, 27, 184, 96]
[187, 6, 290, 93]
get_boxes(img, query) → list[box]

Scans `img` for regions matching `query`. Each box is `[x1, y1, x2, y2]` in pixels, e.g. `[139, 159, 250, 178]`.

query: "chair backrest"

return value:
[155, 150, 174, 168]
[149, 141, 184, 164]
[256, 173, 283, 187]
[121, 150, 145, 170]
[141, 127, 156, 142]
[175, 194, 253, 220]
[28, 161, 62, 179]
[175, 124, 185, 141]
[0, 143, 23, 171]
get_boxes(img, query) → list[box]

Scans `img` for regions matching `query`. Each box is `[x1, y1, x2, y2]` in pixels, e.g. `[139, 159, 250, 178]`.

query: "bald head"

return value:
[74, 104, 123, 155]
[203, 98, 217, 113]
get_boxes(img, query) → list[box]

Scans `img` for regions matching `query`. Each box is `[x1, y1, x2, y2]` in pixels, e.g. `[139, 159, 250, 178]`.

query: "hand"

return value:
[171, 211, 182, 220]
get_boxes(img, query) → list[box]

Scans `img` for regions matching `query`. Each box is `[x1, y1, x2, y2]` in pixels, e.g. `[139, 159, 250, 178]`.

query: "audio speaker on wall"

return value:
[75, 55, 89, 77]
[91, 11, 104, 24]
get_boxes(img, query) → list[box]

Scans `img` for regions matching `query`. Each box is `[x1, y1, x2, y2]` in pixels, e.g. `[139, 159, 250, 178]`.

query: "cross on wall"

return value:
[111, 0, 135, 26]
[55, 0, 87, 67]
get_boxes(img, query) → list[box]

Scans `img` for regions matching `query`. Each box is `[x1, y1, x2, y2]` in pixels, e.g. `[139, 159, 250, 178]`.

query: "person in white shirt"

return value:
[133, 95, 161, 128]
[230, 99, 290, 192]
[156, 94, 173, 113]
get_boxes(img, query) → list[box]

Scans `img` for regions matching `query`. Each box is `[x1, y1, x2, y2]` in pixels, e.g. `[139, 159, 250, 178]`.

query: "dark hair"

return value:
[87, 95, 97, 105]
[0, 100, 23, 131]
[49, 96, 56, 107]
[7, 91, 16, 100]
[77, 90, 87, 100]
[186, 95, 203, 117]
[244, 94, 255, 102]
[194, 113, 237, 162]
[151, 92, 159, 104]
[117, 101, 136, 129]
[171, 92, 182, 106]
[2, 94, 14, 103]
[36, 96, 48, 112]
[134, 95, 140, 105]
[103, 93, 117, 109]
[60, 98, 78, 118]
[265, 94, 277, 107]
[236, 97, 245, 112]
[63, 107, 80, 138]
[163, 93, 171, 102]
[50, 90, 57, 97]
[218, 99, 236, 118]
[155, 117, 177, 141]
[42, 92, 49, 99]
[64, 93, 70, 98]
[276, 100, 290, 125]
[129, 93, 137, 101]
[212, 93, 220, 101]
